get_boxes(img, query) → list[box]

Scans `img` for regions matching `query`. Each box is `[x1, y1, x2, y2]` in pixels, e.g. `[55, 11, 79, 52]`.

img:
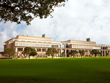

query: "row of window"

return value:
[15, 43, 60, 48]
[72, 46, 101, 49]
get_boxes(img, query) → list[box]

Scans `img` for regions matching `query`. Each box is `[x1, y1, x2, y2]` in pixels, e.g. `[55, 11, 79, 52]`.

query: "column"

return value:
[23, 48, 24, 51]
[15, 47, 18, 56]
[65, 49, 66, 57]
[69, 49, 71, 57]
[35, 48, 37, 51]
[88, 50, 90, 57]
[104, 50, 106, 57]
[60, 49, 62, 57]
[101, 50, 103, 57]
[41, 48, 42, 57]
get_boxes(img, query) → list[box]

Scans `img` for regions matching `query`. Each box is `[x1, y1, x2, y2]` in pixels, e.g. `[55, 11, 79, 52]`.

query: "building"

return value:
[4, 35, 110, 57]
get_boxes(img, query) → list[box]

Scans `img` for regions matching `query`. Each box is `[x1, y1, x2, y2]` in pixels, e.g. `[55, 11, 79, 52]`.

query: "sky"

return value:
[0, 0, 110, 51]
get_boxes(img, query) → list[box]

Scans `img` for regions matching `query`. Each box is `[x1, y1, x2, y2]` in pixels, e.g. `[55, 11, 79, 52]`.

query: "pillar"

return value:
[23, 48, 24, 51]
[65, 49, 66, 57]
[15, 47, 18, 56]
[101, 50, 103, 57]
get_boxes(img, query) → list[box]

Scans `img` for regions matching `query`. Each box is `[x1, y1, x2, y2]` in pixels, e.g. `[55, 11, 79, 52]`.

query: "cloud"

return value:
[0, 0, 110, 51]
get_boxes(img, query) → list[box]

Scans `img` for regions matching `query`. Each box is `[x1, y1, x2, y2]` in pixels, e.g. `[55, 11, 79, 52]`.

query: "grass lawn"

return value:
[0, 57, 110, 83]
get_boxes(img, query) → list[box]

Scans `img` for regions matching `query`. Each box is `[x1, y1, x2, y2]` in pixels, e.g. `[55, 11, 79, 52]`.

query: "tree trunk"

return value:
[52, 54, 54, 58]
[95, 54, 96, 57]
[29, 55, 30, 59]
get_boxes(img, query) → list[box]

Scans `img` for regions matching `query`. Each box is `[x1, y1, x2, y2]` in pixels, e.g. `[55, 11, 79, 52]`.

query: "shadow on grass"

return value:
[0, 76, 74, 83]
[0, 74, 110, 83]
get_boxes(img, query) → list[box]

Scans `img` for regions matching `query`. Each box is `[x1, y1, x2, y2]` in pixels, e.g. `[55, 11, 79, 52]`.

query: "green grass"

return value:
[0, 57, 110, 83]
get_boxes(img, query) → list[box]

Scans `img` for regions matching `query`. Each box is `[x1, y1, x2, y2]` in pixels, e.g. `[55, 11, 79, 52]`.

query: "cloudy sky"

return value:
[0, 0, 110, 51]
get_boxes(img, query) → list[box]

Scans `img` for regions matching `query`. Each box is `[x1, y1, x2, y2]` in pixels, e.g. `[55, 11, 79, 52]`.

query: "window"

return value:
[35, 44, 37, 47]
[19, 43, 22, 46]
[58, 45, 60, 48]
[37, 49, 41, 52]
[61, 44, 64, 48]
[26, 44, 28, 46]
[49, 45, 51, 47]
[15, 43, 18, 46]
[23, 44, 25, 46]
[32, 44, 34, 46]
[18, 48, 23, 51]
[43, 45, 45, 47]
[46, 45, 49, 47]
[52, 45, 58, 48]
[29, 44, 31, 46]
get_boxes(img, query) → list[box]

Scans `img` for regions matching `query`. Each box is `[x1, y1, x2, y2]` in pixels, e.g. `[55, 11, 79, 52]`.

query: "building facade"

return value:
[4, 35, 110, 57]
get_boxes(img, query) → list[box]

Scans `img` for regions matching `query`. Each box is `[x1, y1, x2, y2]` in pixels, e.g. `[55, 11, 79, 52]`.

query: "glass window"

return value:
[26, 44, 28, 46]
[41, 44, 42, 47]
[32, 44, 34, 46]
[38, 44, 39, 47]
[35, 44, 37, 47]
[23, 44, 25, 46]
[29, 44, 31, 46]
[58, 45, 60, 48]
[15, 43, 18, 46]
[19, 43, 22, 46]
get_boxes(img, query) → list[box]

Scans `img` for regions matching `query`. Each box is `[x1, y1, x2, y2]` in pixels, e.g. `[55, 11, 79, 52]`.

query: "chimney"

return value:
[42, 34, 45, 37]
[86, 38, 90, 41]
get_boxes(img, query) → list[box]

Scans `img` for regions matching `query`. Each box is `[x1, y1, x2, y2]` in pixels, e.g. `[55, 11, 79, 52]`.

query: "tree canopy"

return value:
[79, 50, 85, 57]
[0, 0, 67, 25]
[4, 48, 15, 58]
[90, 49, 101, 57]
[23, 47, 37, 59]
[46, 47, 58, 58]
[30, 49, 37, 56]
[69, 50, 78, 57]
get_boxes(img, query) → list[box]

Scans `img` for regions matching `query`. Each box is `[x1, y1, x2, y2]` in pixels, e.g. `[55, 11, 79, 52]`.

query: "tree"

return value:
[30, 49, 37, 57]
[23, 47, 36, 59]
[4, 48, 15, 58]
[79, 50, 85, 57]
[61, 52, 65, 57]
[106, 52, 109, 56]
[69, 50, 78, 57]
[90, 49, 101, 57]
[46, 47, 58, 58]
[0, 0, 67, 25]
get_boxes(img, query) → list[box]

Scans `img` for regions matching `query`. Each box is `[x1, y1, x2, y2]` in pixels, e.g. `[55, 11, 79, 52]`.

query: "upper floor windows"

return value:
[19, 43, 22, 46]
[15, 43, 18, 46]
[23, 44, 25, 46]
[26, 44, 28, 46]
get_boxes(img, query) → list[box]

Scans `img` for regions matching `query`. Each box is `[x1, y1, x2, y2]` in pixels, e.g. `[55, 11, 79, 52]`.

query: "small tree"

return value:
[23, 47, 34, 59]
[4, 48, 15, 58]
[69, 50, 78, 57]
[106, 52, 109, 56]
[90, 49, 101, 57]
[30, 49, 37, 57]
[79, 50, 85, 57]
[46, 48, 59, 58]
[61, 52, 65, 57]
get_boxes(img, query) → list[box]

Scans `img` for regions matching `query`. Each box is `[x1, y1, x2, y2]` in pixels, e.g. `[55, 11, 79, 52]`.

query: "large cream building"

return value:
[4, 35, 110, 57]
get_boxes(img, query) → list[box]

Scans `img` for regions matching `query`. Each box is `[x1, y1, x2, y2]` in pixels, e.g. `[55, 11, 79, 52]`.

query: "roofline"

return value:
[17, 35, 51, 39]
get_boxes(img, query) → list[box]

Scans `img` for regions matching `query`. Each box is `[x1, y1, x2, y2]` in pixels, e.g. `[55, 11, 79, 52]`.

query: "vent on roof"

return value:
[86, 38, 90, 41]
[42, 34, 45, 37]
